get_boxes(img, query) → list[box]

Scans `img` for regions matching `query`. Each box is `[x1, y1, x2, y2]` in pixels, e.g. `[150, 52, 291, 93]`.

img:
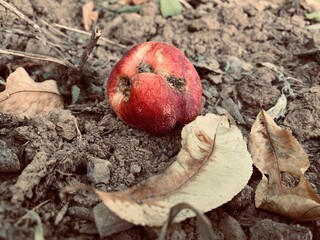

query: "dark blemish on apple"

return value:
[137, 61, 153, 73]
[118, 76, 131, 100]
[166, 76, 186, 92]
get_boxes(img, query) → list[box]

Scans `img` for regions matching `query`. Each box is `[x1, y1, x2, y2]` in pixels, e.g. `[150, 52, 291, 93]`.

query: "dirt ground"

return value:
[1, 0, 320, 239]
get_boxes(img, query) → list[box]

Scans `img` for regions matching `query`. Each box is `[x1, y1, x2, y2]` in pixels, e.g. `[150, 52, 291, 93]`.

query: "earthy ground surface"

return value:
[1, 0, 320, 239]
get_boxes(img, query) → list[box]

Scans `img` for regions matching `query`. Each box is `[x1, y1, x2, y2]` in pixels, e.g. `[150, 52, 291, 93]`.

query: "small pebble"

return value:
[130, 163, 141, 174]
[87, 156, 111, 185]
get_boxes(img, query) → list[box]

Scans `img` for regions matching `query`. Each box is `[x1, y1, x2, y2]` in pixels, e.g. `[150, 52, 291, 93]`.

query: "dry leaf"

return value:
[249, 109, 320, 220]
[82, 0, 99, 31]
[266, 93, 287, 119]
[0, 67, 63, 118]
[305, 0, 320, 10]
[93, 113, 252, 226]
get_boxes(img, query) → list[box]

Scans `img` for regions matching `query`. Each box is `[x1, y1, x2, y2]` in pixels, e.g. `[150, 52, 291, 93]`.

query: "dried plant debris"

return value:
[249, 109, 320, 221]
[0, 67, 63, 118]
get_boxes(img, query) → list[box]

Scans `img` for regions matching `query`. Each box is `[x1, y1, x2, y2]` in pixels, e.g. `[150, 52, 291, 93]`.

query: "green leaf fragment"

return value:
[116, 5, 142, 13]
[306, 11, 320, 21]
[71, 85, 81, 104]
[160, 0, 182, 18]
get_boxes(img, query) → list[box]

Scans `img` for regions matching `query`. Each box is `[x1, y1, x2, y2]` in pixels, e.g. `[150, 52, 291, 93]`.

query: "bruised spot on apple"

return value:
[106, 41, 202, 135]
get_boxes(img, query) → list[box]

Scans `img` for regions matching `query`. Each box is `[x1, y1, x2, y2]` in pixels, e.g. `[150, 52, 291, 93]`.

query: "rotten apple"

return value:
[106, 41, 202, 135]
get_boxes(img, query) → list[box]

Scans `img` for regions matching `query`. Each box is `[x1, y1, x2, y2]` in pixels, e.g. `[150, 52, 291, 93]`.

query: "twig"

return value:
[32, 199, 51, 211]
[54, 202, 69, 225]
[0, 48, 73, 68]
[64, 25, 102, 89]
[0, 0, 73, 58]
[74, 118, 82, 143]
[5, 29, 37, 40]
[15, 199, 51, 226]
[40, 19, 71, 41]
[179, 0, 193, 9]
[77, 24, 102, 70]
[0, 0, 73, 61]
[53, 23, 127, 48]
[0, 0, 41, 32]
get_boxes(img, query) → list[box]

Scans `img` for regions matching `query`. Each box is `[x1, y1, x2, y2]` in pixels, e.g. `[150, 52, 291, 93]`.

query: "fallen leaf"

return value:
[82, 0, 99, 31]
[266, 93, 287, 119]
[0, 67, 63, 118]
[249, 109, 320, 220]
[306, 10, 320, 21]
[160, 0, 182, 18]
[92, 113, 252, 226]
[71, 85, 81, 104]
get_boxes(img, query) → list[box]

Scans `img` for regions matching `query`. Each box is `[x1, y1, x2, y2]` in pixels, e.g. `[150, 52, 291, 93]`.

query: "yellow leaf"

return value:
[0, 67, 64, 118]
[249, 109, 320, 220]
[92, 113, 252, 226]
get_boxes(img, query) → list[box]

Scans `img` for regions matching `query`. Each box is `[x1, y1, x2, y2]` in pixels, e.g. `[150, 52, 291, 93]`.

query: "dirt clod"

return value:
[93, 203, 134, 237]
[0, 140, 20, 172]
[250, 219, 312, 240]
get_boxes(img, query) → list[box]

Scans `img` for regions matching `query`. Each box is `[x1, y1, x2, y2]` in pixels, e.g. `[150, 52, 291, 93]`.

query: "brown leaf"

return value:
[249, 109, 320, 220]
[92, 114, 252, 226]
[0, 67, 64, 118]
[82, 0, 99, 31]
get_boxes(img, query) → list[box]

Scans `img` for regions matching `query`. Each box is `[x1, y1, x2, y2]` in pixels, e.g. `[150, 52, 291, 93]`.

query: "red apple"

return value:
[106, 41, 202, 135]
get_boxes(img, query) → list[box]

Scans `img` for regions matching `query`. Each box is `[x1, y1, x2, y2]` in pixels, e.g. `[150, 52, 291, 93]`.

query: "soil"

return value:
[1, 0, 320, 239]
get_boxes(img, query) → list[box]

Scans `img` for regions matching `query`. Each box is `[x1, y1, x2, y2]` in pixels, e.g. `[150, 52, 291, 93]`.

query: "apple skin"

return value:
[106, 41, 202, 135]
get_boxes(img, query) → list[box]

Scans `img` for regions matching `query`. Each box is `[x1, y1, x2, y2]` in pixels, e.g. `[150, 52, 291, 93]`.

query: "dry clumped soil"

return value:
[1, 0, 320, 239]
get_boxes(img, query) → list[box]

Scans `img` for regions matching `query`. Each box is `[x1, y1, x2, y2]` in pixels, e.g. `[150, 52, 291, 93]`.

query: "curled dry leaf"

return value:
[93, 113, 252, 226]
[249, 109, 320, 220]
[266, 93, 287, 119]
[82, 0, 99, 31]
[0, 67, 63, 118]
